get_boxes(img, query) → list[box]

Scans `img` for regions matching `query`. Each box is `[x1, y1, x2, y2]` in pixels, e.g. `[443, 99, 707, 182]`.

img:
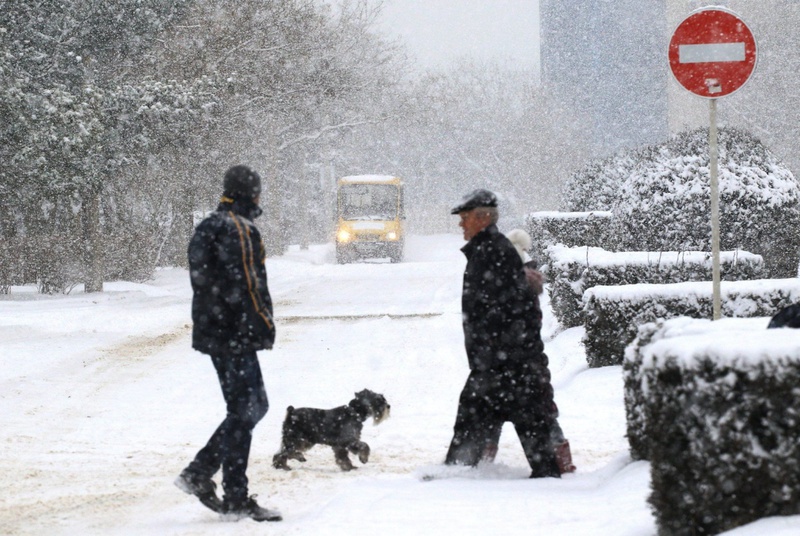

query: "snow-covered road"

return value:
[2, 234, 794, 535]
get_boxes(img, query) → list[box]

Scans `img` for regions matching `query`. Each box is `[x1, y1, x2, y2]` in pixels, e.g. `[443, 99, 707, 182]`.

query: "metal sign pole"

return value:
[709, 98, 721, 320]
[669, 8, 756, 321]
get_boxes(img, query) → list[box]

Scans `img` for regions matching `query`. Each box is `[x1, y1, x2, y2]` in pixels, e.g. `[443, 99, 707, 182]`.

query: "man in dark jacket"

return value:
[444, 189, 561, 478]
[175, 165, 281, 522]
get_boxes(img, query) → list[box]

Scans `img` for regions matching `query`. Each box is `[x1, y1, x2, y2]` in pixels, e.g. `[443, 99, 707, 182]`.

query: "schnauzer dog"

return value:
[272, 389, 390, 471]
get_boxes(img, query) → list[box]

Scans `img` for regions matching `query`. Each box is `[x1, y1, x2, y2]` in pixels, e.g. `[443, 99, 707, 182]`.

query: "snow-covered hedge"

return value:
[524, 211, 612, 265]
[585, 278, 800, 368]
[547, 246, 763, 329]
[623, 317, 768, 461]
[624, 317, 800, 535]
[611, 128, 800, 278]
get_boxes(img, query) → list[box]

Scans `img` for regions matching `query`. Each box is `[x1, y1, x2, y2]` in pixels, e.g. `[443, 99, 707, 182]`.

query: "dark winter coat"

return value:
[461, 224, 546, 372]
[188, 198, 275, 356]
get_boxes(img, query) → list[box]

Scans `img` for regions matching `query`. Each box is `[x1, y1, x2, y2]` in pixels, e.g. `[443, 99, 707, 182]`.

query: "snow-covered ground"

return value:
[2, 234, 798, 535]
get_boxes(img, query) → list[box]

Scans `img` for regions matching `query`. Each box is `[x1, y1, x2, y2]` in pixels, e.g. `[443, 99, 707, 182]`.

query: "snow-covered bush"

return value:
[612, 128, 800, 278]
[625, 317, 800, 535]
[547, 246, 763, 329]
[524, 211, 612, 265]
[0, 236, 24, 294]
[585, 278, 800, 368]
[560, 152, 640, 212]
[26, 234, 85, 295]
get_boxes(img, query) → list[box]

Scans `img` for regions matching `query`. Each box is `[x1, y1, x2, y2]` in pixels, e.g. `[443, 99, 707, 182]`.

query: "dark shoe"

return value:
[530, 468, 561, 479]
[529, 454, 562, 479]
[174, 469, 222, 513]
[222, 495, 282, 522]
[445, 441, 481, 467]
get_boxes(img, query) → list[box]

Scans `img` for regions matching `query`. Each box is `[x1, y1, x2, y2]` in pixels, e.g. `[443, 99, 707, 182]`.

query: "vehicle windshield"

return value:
[339, 184, 398, 220]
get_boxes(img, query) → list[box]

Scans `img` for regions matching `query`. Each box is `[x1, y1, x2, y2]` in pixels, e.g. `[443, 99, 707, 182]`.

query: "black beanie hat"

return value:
[223, 165, 262, 200]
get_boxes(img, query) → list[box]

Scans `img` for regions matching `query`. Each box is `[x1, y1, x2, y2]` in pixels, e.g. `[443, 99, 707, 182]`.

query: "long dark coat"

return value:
[460, 223, 546, 372]
[446, 223, 559, 475]
[188, 199, 275, 356]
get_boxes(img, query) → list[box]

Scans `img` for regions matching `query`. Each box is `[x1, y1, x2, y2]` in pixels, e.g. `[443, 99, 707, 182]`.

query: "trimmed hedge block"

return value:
[584, 278, 800, 368]
[524, 211, 612, 264]
[623, 317, 769, 461]
[625, 317, 800, 535]
[548, 246, 763, 329]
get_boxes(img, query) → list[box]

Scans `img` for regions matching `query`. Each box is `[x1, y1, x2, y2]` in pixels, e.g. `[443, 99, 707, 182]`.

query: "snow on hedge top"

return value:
[529, 211, 612, 220]
[639, 316, 769, 340]
[340, 175, 398, 183]
[547, 245, 761, 268]
[638, 316, 800, 370]
[586, 277, 800, 302]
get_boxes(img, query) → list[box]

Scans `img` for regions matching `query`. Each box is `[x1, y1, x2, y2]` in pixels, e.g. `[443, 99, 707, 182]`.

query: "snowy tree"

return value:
[151, 0, 407, 254]
[337, 60, 589, 232]
[0, 1, 219, 292]
[611, 128, 800, 277]
[418, 61, 588, 221]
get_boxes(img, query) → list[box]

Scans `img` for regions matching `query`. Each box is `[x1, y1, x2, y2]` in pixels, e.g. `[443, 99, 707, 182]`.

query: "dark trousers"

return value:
[187, 351, 269, 503]
[445, 369, 560, 478]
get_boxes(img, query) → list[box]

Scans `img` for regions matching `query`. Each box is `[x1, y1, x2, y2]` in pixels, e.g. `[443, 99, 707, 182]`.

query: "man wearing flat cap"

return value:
[445, 189, 561, 478]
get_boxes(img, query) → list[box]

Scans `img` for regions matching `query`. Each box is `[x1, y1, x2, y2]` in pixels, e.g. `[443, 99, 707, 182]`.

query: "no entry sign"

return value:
[668, 8, 757, 98]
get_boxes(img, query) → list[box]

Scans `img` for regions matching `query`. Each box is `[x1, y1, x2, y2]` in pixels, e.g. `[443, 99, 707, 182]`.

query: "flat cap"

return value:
[450, 189, 498, 214]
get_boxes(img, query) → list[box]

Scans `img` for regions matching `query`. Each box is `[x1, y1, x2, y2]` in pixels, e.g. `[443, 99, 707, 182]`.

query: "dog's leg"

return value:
[348, 441, 370, 464]
[273, 436, 312, 470]
[286, 439, 311, 462]
[272, 452, 291, 470]
[333, 447, 355, 471]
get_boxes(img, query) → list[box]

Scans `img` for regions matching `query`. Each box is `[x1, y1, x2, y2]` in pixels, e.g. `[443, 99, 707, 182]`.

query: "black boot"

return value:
[174, 468, 223, 513]
[222, 495, 282, 522]
[518, 427, 561, 479]
[527, 451, 561, 478]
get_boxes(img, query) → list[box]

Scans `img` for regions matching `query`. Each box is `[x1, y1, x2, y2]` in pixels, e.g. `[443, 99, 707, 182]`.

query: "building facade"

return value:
[541, 0, 800, 180]
[539, 0, 670, 157]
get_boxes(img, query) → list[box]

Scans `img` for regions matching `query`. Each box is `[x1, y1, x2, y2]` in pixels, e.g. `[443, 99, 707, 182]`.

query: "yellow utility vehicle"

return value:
[335, 175, 404, 263]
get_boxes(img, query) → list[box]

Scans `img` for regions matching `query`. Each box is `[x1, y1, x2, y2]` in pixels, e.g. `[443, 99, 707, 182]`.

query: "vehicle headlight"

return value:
[386, 231, 397, 241]
[337, 229, 352, 243]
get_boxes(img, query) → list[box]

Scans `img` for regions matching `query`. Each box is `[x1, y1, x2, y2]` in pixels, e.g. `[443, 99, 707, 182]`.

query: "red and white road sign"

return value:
[668, 8, 757, 98]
